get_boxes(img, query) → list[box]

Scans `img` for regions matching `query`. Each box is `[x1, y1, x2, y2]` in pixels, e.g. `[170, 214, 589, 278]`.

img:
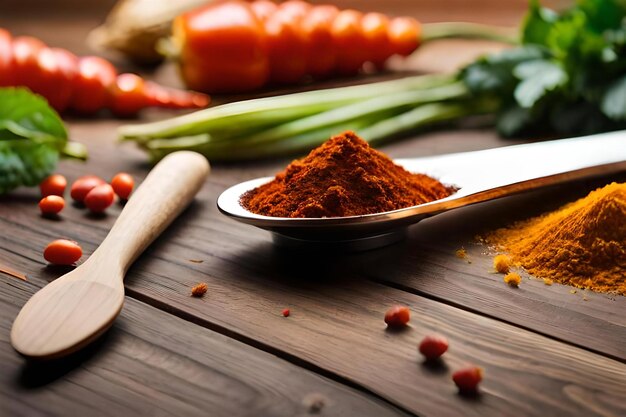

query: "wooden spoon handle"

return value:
[94, 151, 209, 278]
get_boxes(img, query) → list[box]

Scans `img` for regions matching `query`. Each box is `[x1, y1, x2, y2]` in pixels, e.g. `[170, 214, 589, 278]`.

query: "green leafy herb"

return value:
[461, 0, 626, 136]
[0, 88, 87, 194]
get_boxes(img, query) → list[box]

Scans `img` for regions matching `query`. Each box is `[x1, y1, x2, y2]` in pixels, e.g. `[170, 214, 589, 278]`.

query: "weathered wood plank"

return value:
[0, 276, 409, 417]
[355, 173, 626, 360]
[1, 198, 625, 417]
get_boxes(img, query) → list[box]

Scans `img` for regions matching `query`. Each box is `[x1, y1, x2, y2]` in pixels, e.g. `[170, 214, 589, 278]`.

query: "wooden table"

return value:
[1, 2, 625, 416]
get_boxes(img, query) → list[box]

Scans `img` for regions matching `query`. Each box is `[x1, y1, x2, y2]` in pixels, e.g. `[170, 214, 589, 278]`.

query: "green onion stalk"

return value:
[120, 73, 499, 161]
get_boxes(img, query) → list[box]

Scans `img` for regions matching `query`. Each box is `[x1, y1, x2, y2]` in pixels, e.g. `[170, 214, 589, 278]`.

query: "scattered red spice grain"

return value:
[282, 308, 290, 317]
[43, 239, 82, 265]
[493, 254, 512, 274]
[39, 195, 65, 215]
[384, 305, 410, 328]
[71, 175, 106, 202]
[39, 174, 67, 197]
[452, 365, 483, 394]
[84, 183, 115, 213]
[0, 263, 27, 281]
[504, 272, 522, 287]
[418, 334, 449, 361]
[455, 248, 467, 259]
[191, 282, 208, 297]
[110, 172, 134, 200]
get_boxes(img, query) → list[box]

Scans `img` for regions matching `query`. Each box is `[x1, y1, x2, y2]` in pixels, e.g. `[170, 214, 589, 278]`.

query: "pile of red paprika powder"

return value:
[241, 131, 454, 218]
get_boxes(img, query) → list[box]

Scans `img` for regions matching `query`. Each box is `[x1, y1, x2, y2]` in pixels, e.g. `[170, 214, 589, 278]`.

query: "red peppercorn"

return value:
[384, 305, 410, 327]
[39, 174, 67, 197]
[84, 183, 115, 213]
[39, 195, 65, 215]
[452, 366, 483, 394]
[419, 334, 449, 360]
[282, 308, 290, 317]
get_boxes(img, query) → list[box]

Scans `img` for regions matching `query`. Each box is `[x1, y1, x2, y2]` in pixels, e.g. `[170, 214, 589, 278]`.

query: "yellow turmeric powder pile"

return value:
[485, 182, 625, 295]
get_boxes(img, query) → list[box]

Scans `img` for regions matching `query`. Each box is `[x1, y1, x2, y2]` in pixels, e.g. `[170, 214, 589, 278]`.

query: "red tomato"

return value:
[71, 56, 116, 114]
[70, 175, 106, 203]
[84, 183, 115, 213]
[266, 1, 311, 84]
[362, 12, 392, 69]
[43, 239, 82, 265]
[109, 73, 148, 117]
[388, 17, 421, 56]
[40, 174, 67, 197]
[331, 10, 368, 75]
[302, 5, 339, 78]
[0, 28, 15, 86]
[110, 172, 134, 200]
[12, 36, 46, 91]
[39, 195, 65, 215]
[174, 1, 270, 93]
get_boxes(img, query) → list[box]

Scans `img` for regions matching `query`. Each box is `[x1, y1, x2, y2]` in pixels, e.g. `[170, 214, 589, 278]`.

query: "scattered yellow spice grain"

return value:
[191, 282, 208, 297]
[543, 278, 553, 286]
[456, 248, 467, 259]
[570, 289, 577, 294]
[493, 254, 512, 274]
[504, 272, 521, 287]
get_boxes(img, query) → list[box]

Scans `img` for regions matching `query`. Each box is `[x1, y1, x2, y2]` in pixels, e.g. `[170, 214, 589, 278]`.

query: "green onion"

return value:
[119, 73, 484, 161]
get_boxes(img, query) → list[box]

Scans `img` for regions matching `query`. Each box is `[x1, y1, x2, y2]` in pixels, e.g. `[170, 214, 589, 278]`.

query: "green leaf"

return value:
[461, 46, 548, 95]
[576, 0, 626, 33]
[0, 88, 67, 144]
[522, 0, 558, 46]
[601, 75, 626, 120]
[0, 140, 59, 193]
[513, 60, 568, 108]
[0, 88, 85, 194]
[496, 105, 535, 137]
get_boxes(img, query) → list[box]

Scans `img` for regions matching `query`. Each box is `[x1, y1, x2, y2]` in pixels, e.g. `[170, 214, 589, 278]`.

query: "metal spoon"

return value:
[218, 131, 626, 251]
[11, 151, 210, 360]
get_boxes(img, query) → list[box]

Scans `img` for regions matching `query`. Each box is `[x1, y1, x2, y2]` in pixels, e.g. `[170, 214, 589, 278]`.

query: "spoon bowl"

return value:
[218, 131, 626, 250]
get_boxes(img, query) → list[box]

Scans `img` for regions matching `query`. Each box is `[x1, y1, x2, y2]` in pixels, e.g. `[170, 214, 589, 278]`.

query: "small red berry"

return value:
[452, 366, 483, 394]
[384, 305, 410, 327]
[84, 183, 115, 213]
[71, 175, 106, 203]
[39, 195, 65, 215]
[110, 172, 134, 200]
[39, 174, 67, 197]
[419, 334, 449, 360]
[282, 308, 290, 317]
[43, 239, 82, 265]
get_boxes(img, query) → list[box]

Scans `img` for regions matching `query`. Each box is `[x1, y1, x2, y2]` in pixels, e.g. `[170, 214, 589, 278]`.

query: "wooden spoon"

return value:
[11, 151, 210, 360]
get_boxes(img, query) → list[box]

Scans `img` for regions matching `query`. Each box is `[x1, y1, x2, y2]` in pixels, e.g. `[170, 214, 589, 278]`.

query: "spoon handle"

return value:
[399, 130, 626, 194]
[93, 151, 210, 280]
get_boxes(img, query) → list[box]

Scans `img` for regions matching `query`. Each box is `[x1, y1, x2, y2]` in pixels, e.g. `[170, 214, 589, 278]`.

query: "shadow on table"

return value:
[16, 324, 120, 389]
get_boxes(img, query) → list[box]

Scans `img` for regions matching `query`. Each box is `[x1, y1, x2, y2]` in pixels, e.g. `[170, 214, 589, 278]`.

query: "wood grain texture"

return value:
[1, 276, 409, 417]
[2, 199, 625, 417]
[1, 2, 625, 417]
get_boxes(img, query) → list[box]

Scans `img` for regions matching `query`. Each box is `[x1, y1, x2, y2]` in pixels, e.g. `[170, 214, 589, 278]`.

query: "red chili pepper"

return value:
[0, 29, 209, 115]
[173, 0, 422, 93]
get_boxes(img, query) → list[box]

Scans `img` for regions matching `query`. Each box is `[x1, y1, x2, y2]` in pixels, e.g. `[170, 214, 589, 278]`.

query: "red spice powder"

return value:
[241, 131, 454, 218]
